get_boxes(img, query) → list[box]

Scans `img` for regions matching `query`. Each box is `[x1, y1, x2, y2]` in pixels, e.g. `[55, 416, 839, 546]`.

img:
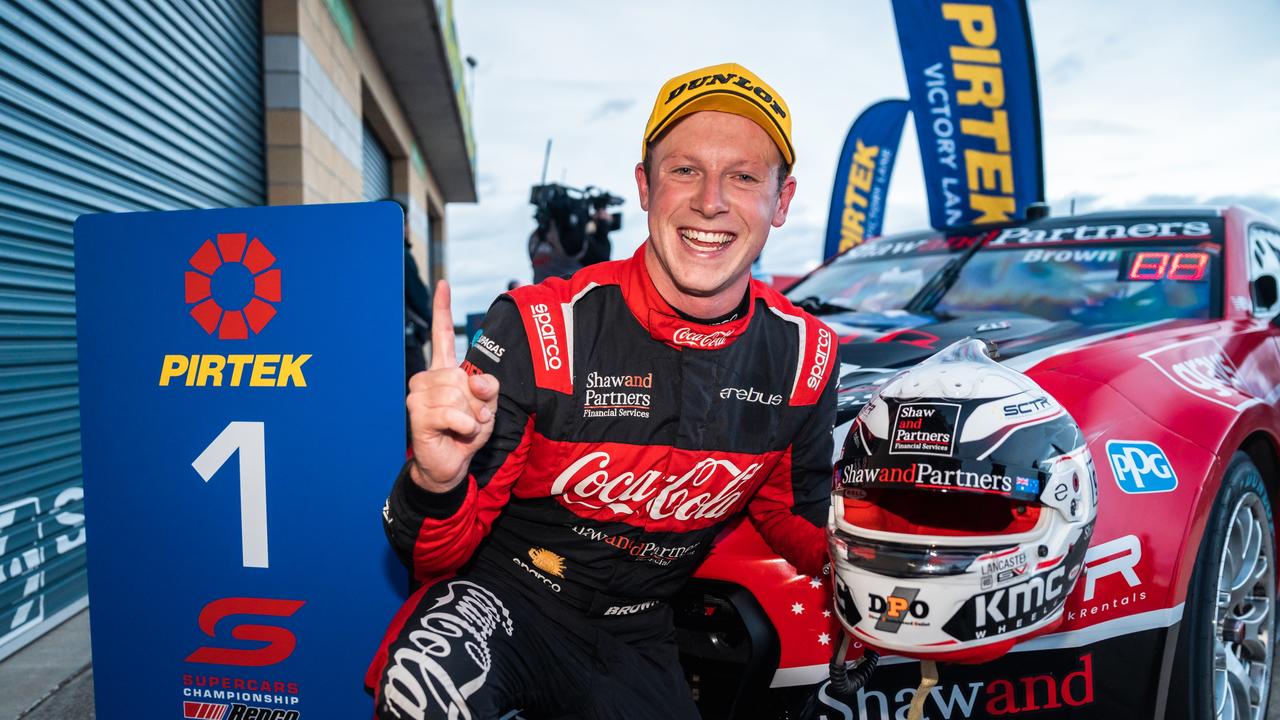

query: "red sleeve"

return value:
[746, 318, 837, 577]
[382, 297, 537, 581]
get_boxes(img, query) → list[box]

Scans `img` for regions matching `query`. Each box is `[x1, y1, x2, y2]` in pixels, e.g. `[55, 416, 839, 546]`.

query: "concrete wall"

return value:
[261, 0, 445, 281]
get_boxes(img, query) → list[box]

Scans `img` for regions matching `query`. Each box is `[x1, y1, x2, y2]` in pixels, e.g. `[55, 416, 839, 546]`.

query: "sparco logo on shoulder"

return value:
[673, 327, 732, 349]
[529, 303, 562, 371]
[550, 451, 761, 523]
[807, 327, 832, 390]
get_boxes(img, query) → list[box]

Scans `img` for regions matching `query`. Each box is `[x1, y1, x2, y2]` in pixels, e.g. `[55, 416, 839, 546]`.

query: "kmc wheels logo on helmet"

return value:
[185, 233, 281, 339]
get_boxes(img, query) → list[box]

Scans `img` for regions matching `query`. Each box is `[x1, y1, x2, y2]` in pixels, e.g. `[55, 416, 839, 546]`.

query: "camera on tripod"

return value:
[529, 184, 624, 234]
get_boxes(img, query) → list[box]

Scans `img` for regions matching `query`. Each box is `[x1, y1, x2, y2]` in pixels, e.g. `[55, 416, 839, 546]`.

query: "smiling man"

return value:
[369, 63, 837, 719]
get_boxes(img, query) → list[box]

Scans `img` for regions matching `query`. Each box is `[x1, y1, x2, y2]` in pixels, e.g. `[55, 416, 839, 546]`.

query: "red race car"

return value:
[679, 206, 1280, 720]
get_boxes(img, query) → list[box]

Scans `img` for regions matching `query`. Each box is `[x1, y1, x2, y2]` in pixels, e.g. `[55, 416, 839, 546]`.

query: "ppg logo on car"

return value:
[1106, 440, 1178, 494]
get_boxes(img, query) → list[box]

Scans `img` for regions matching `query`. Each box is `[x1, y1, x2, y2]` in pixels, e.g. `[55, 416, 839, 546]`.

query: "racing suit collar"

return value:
[620, 242, 757, 350]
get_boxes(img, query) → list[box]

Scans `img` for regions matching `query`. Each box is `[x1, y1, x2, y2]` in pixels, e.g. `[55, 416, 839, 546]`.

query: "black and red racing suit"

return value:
[369, 245, 836, 717]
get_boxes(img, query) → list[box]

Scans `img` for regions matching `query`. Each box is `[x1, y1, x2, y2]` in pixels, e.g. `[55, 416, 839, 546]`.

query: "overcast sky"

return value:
[442, 0, 1280, 318]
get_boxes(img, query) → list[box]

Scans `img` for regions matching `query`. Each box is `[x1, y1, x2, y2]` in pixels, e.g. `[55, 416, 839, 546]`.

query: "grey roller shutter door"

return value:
[362, 123, 391, 201]
[0, 0, 263, 659]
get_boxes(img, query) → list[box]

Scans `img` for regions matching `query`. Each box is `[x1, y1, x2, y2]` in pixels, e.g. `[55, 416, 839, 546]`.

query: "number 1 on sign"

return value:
[192, 422, 268, 568]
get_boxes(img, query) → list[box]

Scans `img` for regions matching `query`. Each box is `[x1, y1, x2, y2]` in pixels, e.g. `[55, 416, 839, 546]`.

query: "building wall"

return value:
[261, 0, 444, 281]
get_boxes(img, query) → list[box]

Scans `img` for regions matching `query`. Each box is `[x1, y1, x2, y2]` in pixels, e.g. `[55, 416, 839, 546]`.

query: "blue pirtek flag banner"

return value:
[892, 0, 1045, 229]
[824, 99, 909, 260]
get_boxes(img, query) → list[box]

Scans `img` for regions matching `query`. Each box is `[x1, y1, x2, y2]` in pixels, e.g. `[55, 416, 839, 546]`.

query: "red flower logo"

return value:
[185, 233, 280, 340]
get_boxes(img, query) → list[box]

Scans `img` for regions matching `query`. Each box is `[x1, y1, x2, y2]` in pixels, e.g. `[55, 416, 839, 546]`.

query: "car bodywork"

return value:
[681, 207, 1280, 719]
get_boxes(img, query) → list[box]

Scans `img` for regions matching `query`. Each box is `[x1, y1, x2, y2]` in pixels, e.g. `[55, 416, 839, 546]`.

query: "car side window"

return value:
[1247, 224, 1280, 317]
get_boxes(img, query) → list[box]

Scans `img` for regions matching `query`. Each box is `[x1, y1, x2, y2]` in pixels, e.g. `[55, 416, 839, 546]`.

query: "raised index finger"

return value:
[430, 279, 458, 369]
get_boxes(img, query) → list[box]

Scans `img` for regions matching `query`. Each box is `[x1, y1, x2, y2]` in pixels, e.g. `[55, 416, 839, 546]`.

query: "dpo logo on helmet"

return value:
[869, 586, 929, 633]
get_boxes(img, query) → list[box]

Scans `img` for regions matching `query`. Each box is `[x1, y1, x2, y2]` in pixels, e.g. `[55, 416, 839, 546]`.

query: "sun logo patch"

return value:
[528, 547, 565, 577]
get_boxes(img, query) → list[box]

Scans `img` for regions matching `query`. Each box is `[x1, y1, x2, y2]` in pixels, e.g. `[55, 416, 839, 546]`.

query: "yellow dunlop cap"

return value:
[643, 62, 794, 167]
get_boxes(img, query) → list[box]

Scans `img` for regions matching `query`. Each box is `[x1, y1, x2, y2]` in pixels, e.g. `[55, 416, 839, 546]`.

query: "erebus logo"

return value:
[529, 303, 562, 371]
[807, 327, 832, 391]
[672, 327, 732, 349]
[720, 386, 782, 406]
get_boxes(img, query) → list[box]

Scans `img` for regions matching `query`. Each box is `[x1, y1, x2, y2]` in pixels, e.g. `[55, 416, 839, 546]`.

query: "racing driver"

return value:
[368, 62, 838, 719]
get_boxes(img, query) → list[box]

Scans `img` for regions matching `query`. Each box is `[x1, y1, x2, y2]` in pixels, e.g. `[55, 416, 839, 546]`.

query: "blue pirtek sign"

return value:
[823, 99, 909, 261]
[892, 0, 1045, 229]
[74, 203, 407, 719]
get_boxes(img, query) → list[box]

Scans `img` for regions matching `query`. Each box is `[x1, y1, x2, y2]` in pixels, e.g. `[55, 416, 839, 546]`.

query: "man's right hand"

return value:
[406, 280, 500, 493]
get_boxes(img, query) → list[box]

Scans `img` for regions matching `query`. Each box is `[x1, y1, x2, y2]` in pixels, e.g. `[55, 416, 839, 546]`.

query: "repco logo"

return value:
[529, 303, 561, 371]
[673, 327, 731, 349]
[807, 327, 832, 390]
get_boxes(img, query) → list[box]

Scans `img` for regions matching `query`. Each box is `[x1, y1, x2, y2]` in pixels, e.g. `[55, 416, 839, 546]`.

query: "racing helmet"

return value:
[828, 339, 1096, 664]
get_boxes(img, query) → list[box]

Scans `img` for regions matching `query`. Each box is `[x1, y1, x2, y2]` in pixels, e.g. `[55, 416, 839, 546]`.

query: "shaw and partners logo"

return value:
[164, 234, 311, 388]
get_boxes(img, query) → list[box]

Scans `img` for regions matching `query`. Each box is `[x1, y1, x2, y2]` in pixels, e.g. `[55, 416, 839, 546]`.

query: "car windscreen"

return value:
[785, 235, 958, 313]
[934, 243, 1221, 324]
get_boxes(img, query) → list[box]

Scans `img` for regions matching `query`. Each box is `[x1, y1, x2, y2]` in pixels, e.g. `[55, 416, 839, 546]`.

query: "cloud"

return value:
[1047, 53, 1085, 84]
[475, 172, 501, 199]
[1051, 193, 1280, 220]
[590, 98, 636, 122]
[1203, 194, 1280, 219]
[1053, 118, 1140, 136]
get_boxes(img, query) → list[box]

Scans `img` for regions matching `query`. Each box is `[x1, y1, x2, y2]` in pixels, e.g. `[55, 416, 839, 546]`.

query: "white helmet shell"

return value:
[829, 339, 1096, 663]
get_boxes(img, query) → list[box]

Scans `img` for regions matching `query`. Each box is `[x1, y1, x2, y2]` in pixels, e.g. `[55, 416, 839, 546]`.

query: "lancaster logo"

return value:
[664, 72, 786, 120]
[672, 327, 732, 349]
[529, 303, 562, 371]
[977, 548, 1029, 589]
[186, 233, 281, 340]
[549, 452, 762, 525]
